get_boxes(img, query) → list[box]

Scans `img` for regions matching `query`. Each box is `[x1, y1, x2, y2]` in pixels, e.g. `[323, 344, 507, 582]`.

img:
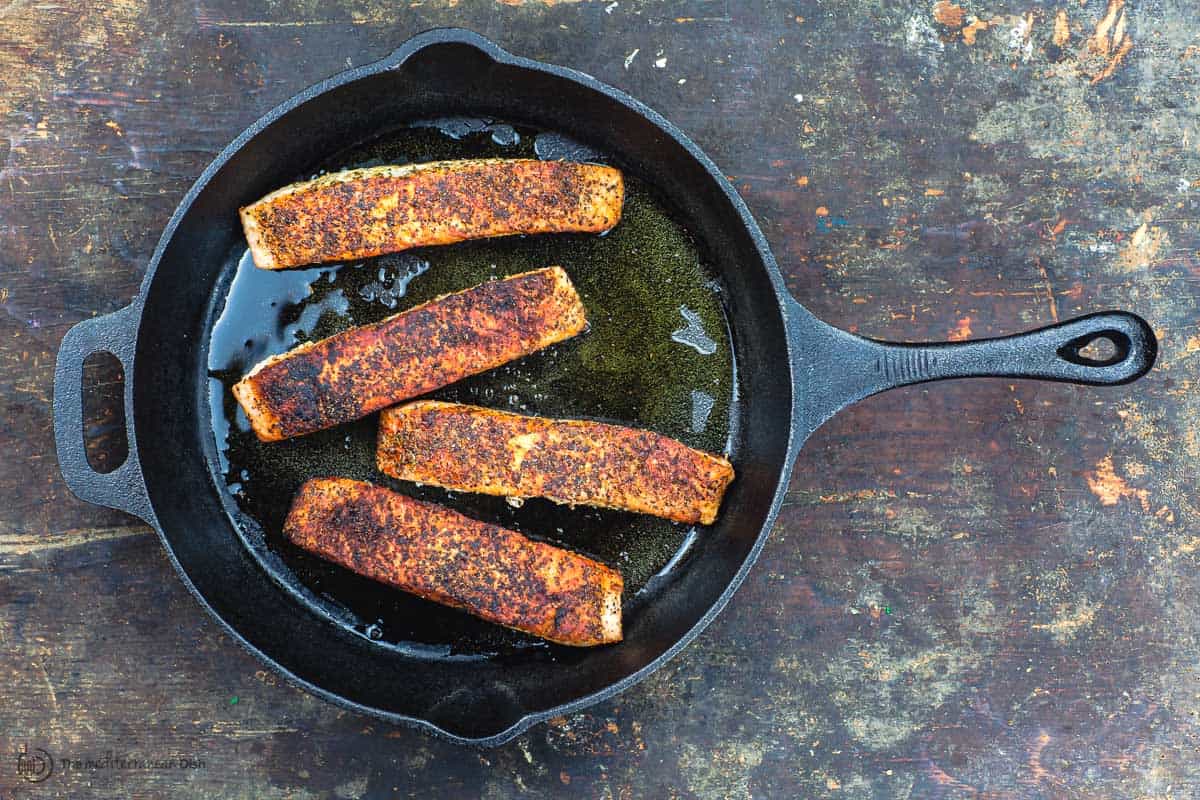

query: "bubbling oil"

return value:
[207, 119, 737, 656]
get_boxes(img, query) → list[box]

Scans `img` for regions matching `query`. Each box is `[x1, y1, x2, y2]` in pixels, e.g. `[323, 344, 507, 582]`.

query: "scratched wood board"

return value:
[1, 1, 1198, 797]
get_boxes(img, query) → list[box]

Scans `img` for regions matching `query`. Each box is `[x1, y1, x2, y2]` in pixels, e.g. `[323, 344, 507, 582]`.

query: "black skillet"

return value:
[53, 29, 1156, 745]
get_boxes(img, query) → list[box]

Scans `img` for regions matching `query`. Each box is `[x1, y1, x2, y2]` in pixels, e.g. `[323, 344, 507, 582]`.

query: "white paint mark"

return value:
[604, 1, 617, 13]
[1008, 16, 1034, 62]
[37, 661, 58, 714]
[678, 78, 687, 84]
[623, 48, 639, 69]
[0, 525, 151, 558]
[904, 14, 944, 66]
[793, 93, 804, 103]
[654, 56, 668, 69]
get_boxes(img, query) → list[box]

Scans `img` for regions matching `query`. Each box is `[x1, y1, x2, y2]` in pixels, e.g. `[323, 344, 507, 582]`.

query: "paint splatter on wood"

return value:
[1053, 9, 1071, 47]
[1086, 0, 1134, 83]
[960, 16, 996, 45]
[1032, 600, 1100, 643]
[1085, 455, 1150, 510]
[932, 1, 966, 30]
[1116, 221, 1169, 271]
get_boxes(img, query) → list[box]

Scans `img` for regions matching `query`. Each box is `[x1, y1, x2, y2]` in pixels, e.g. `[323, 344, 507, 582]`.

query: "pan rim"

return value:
[132, 27, 806, 745]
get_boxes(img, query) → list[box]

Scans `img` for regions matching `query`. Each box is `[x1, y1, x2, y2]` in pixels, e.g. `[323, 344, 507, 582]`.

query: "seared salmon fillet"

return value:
[239, 158, 625, 270]
[284, 478, 623, 646]
[377, 401, 735, 525]
[232, 267, 588, 441]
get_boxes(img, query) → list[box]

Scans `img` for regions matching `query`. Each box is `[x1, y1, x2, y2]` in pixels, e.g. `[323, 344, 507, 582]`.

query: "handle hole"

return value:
[1057, 331, 1130, 368]
[1078, 336, 1118, 362]
[82, 351, 128, 474]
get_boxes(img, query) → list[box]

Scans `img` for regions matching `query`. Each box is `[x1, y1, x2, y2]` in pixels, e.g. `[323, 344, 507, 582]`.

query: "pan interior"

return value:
[205, 119, 738, 660]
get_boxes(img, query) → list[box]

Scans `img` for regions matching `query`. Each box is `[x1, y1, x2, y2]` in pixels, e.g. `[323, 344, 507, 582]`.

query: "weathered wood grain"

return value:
[2, 0, 1199, 797]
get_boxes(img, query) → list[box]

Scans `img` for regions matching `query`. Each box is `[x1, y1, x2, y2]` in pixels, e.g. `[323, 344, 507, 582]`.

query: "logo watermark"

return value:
[15, 747, 54, 783]
[12, 745, 205, 784]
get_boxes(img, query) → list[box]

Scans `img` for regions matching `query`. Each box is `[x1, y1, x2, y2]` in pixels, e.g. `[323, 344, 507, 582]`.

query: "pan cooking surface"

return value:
[205, 119, 738, 659]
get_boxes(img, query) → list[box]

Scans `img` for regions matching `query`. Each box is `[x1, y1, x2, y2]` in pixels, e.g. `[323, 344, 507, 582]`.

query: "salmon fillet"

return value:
[377, 401, 735, 525]
[232, 267, 588, 441]
[239, 158, 625, 270]
[283, 477, 623, 646]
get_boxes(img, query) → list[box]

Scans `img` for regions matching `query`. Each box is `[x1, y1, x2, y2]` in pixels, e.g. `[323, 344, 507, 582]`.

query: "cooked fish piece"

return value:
[239, 158, 625, 270]
[232, 267, 587, 441]
[377, 401, 736, 525]
[284, 477, 623, 646]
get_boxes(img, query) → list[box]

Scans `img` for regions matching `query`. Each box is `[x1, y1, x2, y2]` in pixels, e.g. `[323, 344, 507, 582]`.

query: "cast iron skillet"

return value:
[53, 29, 1156, 745]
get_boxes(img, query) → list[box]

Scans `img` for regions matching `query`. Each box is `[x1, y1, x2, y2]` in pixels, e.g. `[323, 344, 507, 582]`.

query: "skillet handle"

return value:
[53, 303, 156, 526]
[794, 307, 1157, 434]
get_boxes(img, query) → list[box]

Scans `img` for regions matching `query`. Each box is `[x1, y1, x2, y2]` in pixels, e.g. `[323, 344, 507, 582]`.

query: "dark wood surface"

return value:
[3, 1, 1197, 797]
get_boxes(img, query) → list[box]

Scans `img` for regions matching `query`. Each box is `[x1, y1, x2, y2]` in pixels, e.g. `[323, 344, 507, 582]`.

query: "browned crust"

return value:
[283, 477, 623, 646]
[232, 267, 588, 441]
[239, 158, 625, 270]
[377, 401, 736, 525]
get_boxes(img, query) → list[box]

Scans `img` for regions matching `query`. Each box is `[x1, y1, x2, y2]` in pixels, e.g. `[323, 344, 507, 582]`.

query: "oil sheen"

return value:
[207, 119, 736, 657]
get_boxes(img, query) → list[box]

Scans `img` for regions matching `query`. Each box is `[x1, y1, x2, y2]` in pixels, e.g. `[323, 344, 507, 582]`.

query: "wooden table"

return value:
[3, 2, 1197, 797]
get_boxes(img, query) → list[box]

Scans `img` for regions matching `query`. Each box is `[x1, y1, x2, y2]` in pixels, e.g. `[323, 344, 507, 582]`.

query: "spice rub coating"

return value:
[232, 267, 588, 441]
[283, 478, 623, 646]
[239, 158, 625, 270]
[377, 401, 735, 525]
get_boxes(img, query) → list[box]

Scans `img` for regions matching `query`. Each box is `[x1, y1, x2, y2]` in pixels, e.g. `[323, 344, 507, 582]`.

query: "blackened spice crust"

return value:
[232, 267, 588, 441]
[239, 158, 624, 269]
[377, 401, 735, 524]
[283, 477, 623, 646]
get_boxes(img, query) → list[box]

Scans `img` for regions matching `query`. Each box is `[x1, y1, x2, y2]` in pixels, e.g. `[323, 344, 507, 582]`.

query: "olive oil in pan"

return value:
[207, 119, 737, 656]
